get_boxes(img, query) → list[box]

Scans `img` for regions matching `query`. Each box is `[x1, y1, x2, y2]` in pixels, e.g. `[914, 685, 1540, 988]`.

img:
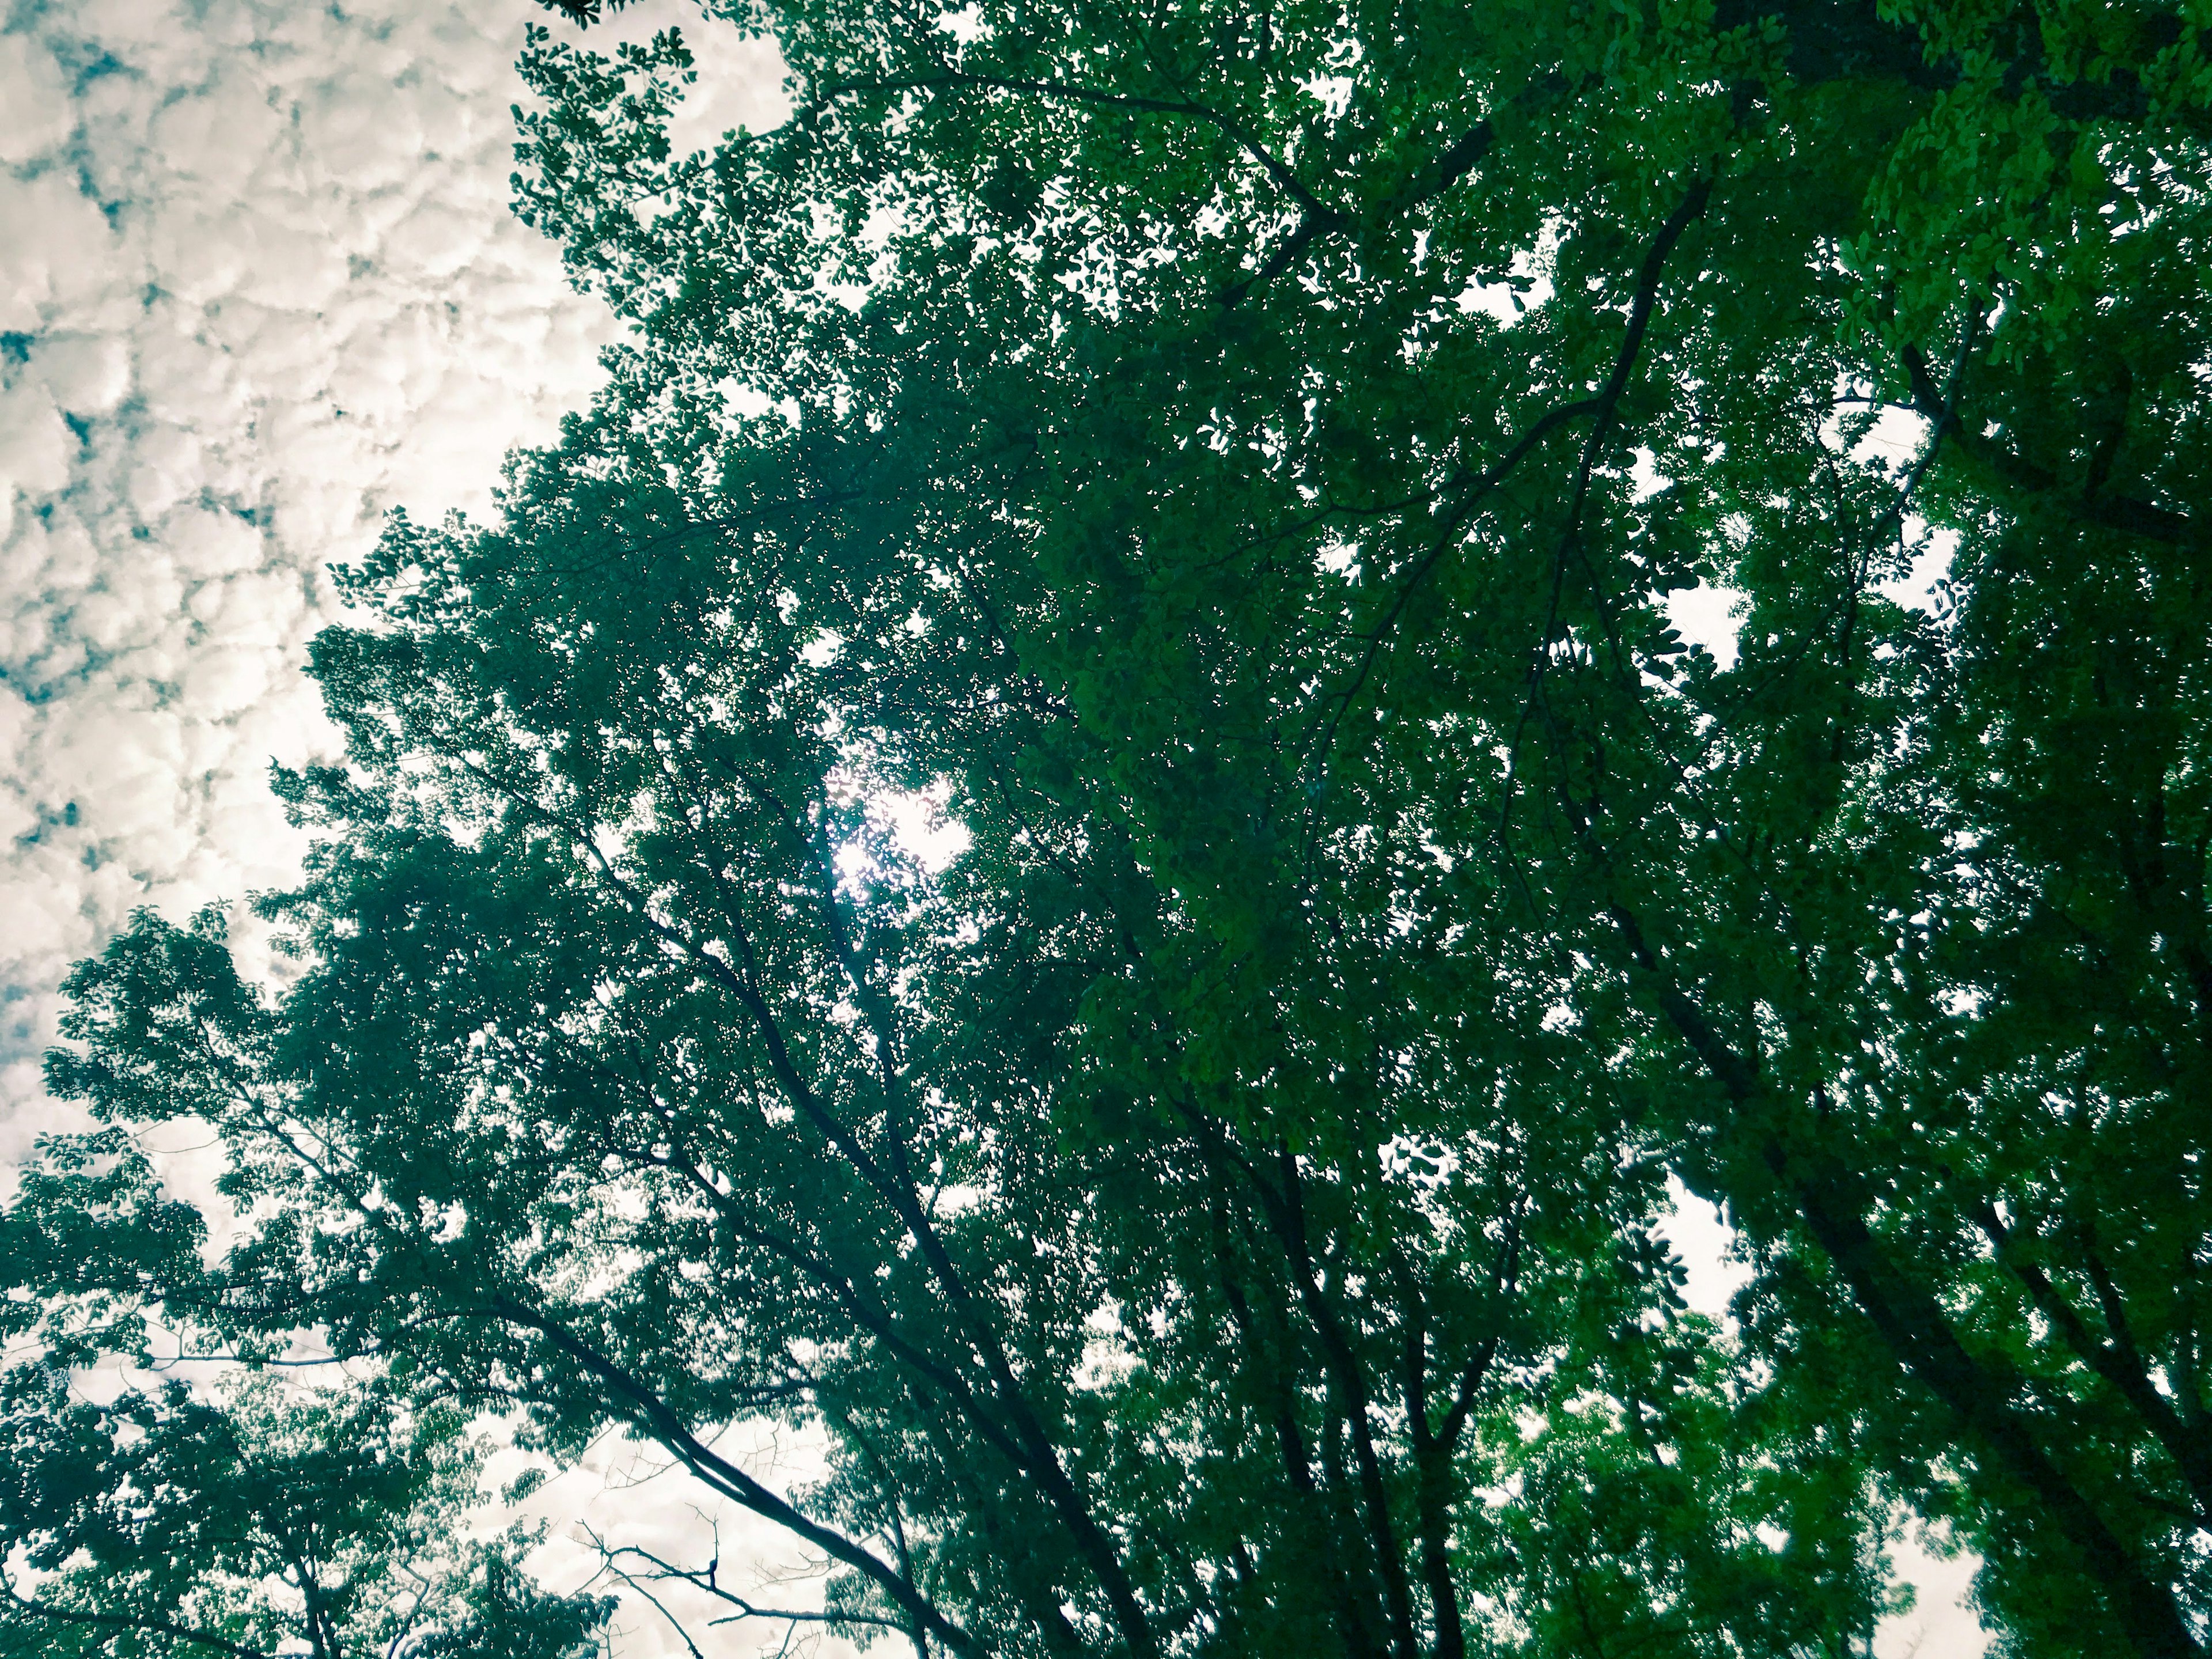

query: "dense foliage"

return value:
[0, 1252, 608, 1659]
[6, 0, 2211, 1654]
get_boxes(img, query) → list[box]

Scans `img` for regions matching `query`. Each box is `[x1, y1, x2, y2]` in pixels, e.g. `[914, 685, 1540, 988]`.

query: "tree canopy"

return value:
[6, 0, 2211, 1654]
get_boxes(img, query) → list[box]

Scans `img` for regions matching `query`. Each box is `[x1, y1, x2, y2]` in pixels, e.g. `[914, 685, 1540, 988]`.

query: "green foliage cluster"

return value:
[5, 0, 2211, 1654]
[0, 1354, 608, 1659]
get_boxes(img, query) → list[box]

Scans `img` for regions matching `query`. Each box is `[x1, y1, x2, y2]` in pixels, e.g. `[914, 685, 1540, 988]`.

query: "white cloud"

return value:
[0, 381, 74, 499]
[0, 0, 785, 1111]
[0, 31, 71, 166]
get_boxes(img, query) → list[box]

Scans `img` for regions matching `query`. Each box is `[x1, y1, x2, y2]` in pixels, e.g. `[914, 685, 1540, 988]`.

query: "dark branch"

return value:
[1904, 345, 2200, 548]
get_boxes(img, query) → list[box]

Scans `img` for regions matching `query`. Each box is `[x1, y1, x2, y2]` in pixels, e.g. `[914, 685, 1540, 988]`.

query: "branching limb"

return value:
[1605, 900, 2205, 1659]
[1973, 1205, 2212, 1523]
[1903, 344, 2200, 548]
[482, 755, 1160, 1659]
[580, 1526, 911, 1642]
[488, 1298, 983, 1657]
[1317, 172, 1714, 782]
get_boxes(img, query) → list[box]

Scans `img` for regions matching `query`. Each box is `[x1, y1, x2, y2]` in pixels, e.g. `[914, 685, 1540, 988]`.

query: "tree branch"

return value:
[490, 1298, 983, 1657]
[1315, 173, 1713, 778]
[1608, 904, 2205, 1659]
[1974, 1204, 2212, 1521]
[1903, 345, 2200, 549]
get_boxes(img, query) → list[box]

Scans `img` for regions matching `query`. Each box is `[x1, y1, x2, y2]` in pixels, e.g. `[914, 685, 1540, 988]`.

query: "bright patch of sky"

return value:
[1457, 219, 1557, 327]
[1656, 1174, 1752, 1325]
[1662, 579, 1745, 669]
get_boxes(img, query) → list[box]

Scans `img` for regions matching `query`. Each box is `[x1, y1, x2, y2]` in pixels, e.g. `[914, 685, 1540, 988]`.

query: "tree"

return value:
[9, 0, 2210, 1654]
[14, 423, 1889, 1654]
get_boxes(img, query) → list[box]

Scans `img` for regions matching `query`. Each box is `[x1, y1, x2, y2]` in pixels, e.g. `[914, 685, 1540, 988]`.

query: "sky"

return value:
[0, 0, 791, 1139]
[0, 1, 1983, 1652]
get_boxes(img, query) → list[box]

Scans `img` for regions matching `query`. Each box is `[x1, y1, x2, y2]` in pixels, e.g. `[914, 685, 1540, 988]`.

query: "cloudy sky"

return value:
[0, 0, 794, 1130]
[0, 1, 1983, 1651]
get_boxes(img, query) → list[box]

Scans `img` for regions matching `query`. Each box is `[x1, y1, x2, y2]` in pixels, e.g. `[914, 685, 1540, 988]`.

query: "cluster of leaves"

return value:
[7, 0, 2212, 1654]
[0, 1353, 608, 1659]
